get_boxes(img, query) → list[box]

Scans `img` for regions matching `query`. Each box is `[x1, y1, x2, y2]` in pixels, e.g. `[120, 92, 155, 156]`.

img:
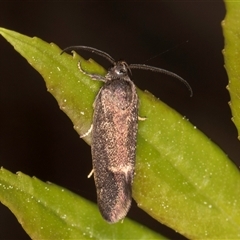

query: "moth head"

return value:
[108, 61, 132, 79]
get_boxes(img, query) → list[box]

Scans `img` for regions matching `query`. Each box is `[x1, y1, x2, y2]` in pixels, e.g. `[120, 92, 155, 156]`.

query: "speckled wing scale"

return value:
[92, 62, 138, 223]
[61, 46, 192, 223]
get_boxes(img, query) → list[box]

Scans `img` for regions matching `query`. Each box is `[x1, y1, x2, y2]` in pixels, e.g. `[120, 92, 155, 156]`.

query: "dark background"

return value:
[0, 1, 237, 239]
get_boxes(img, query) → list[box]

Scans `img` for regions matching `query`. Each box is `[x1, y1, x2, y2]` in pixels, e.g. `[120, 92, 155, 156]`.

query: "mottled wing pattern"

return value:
[92, 77, 138, 223]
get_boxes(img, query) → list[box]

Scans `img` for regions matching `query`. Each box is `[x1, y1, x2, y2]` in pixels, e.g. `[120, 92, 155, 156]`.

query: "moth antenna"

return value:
[61, 46, 116, 65]
[61, 46, 192, 96]
[129, 64, 193, 97]
[122, 61, 132, 76]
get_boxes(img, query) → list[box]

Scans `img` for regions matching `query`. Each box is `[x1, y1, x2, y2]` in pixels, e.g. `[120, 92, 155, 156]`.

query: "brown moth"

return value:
[61, 46, 192, 223]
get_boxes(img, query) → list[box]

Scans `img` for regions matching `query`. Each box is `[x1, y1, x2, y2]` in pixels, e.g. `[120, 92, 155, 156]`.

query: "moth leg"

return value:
[138, 116, 147, 121]
[78, 61, 107, 82]
[87, 169, 94, 178]
[80, 124, 93, 138]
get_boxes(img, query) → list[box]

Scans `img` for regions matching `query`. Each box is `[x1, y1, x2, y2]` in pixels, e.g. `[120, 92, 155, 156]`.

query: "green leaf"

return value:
[222, 2, 240, 138]
[0, 168, 164, 239]
[1, 27, 240, 239]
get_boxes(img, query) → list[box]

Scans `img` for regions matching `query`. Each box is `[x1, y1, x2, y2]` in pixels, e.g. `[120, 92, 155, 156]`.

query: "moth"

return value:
[61, 46, 192, 223]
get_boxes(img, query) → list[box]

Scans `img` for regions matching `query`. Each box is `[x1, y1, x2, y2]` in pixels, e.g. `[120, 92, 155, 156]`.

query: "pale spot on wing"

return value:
[109, 165, 132, 176]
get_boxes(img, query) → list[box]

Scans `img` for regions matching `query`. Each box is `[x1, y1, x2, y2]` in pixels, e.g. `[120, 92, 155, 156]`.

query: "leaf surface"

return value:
[1, 27, 240, 239]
